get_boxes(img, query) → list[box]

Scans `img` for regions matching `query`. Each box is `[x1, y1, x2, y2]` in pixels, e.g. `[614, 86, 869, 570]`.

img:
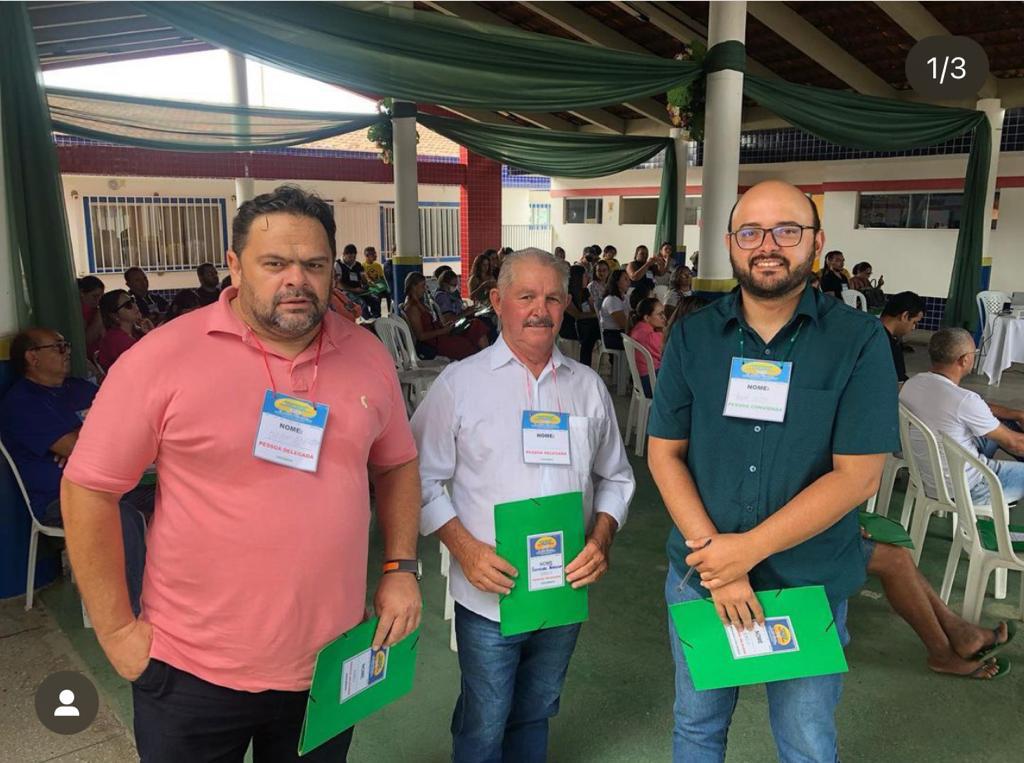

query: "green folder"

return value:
[298, 618, 419, 756]
[494, 491, 588, 637]
[858, 510, 914, 548]
[669, 586, 847, 691]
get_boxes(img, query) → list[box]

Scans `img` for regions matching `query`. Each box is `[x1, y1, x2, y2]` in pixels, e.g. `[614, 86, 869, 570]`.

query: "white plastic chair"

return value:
[375, 316, 442, 414]
[596, 333, 629, 396]
[0, 434, 66, 611]
[899, 404, 961, 564]
[841, 289, 866, 311]
[975, 290, 1010, 373]
[864, 453, 907, 519]
[621, 335, 657, 457]
[939, 434, 1024, 623]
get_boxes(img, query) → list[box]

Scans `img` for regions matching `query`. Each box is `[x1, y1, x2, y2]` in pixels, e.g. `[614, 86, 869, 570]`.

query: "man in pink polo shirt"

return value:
[62, 185, 422, 762]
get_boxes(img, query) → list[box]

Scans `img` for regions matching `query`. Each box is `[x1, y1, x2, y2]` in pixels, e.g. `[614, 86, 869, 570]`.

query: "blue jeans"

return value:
[451, 604, 581, 763]
[972, 428, 1024, 504]
[665, 565, 849, 763]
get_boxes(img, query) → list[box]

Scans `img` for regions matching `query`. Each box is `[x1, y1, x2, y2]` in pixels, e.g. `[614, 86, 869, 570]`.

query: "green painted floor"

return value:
[38, 454, 1024, 762]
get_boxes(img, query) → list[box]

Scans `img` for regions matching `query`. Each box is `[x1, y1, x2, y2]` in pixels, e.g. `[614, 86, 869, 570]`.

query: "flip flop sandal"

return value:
[971, 621, 1017, 662]
[967, 656, 1011, 680]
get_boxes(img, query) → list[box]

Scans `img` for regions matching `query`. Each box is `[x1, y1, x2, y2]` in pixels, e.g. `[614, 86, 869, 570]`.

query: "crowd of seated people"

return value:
[0, 327, 152, 614]
[402, 272, 489, 361]
[96, 289, 153, 371]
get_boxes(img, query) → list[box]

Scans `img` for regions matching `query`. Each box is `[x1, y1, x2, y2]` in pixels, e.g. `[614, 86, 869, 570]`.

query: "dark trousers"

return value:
[602, 329, 624, 350]
[575, 319, 599, 367]
[133, 660, 353, 762]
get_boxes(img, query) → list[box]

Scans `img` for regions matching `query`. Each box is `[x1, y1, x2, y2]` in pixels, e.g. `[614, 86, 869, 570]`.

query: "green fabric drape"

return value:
[418, 114, 677, 253]
[418, 114, 669, 178]
[653, 145, 678, 257]
[742, 74, 990, 329]
[47, 87, 382, 151]
[138, 1, 702, 112]
[1, 5, 85, 371]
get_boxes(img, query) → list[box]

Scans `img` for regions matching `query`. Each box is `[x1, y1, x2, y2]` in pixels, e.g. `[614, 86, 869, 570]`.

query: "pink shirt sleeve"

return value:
[629, 322, 664, 376]
[65, 337, 163, 495]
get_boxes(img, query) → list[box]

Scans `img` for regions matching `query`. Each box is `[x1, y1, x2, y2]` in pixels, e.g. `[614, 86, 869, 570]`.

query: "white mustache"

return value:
[523, 317, 554, 328]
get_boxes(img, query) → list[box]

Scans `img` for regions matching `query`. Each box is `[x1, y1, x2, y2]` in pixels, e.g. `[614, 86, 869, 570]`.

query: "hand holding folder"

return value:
[298, 618, 419, 756]
[669, 586, 847, 691]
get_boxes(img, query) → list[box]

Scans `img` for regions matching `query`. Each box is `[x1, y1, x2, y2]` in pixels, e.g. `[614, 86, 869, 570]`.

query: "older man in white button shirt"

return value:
[412, 250, 634, 763]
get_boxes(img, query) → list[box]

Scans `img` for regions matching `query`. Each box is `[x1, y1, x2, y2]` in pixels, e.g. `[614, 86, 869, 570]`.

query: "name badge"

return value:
[522, 410, 570, 465]
[526, 531, 566, 591]
[723, 357, 792, 423]
[253, 390, 329, 472]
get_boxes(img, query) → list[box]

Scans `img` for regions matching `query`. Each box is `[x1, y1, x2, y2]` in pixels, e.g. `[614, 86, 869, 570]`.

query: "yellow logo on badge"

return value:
[274, 397, 316, 418]
[772, 623, 793, 645]
[530, 412, 562, 426]
[372, 650, 387, 676]
[741, 361, 783, 377]
[533, 535, 558, 551]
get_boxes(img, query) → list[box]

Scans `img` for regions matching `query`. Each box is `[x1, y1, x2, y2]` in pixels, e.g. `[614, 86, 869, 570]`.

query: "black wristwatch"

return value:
[382, 559, 422, 580]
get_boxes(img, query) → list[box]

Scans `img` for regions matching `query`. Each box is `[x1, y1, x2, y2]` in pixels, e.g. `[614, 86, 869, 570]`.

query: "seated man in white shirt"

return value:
[900, 327, 1024, 505]
[411, 250, 635, 763]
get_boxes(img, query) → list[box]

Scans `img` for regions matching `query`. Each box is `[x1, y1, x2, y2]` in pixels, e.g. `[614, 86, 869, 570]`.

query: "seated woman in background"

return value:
[599, 268, 630, 350]
[628, 297, 666, 397]
[468, 250, 498, 306]
[559, 264, 600, 367]
[403, 272, 488, 361]
[588, 259, 612, 308]
[435, 269, 496, 343]
[96, 289, 153, 370]
[78, 275, 106, 359]
[626, 244, 662, 286]
[664, 266, 695, 319]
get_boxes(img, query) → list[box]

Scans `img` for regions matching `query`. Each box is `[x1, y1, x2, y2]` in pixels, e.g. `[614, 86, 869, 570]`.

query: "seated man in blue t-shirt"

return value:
[0, 328, 150, 614]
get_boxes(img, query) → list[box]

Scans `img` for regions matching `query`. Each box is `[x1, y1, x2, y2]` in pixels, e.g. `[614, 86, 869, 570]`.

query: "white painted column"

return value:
[228, 52, 255, 207]
[976, 98, 1003, 286]
[696, 1, 747, 291]
[670, 127, 689, 261]
[391, 100, 422, 303]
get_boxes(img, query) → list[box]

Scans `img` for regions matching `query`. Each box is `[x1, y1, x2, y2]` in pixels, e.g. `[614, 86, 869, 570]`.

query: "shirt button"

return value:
[754, 425, 762, 433]
[764, 348, 772, 356]
[746, 505, 754, 512]
[749, 465, 757, 473]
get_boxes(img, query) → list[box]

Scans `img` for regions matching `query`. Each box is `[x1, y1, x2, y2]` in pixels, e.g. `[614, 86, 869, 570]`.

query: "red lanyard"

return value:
[249, 328, 324, 398]
[523, 357, 564, 412]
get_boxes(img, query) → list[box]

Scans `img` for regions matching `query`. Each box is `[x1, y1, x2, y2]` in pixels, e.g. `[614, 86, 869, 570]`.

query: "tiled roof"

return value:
[301, 126, 461, 157]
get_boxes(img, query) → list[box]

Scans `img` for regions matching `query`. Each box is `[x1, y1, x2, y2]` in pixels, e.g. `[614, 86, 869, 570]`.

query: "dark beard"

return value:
[731, 252, 814, 300]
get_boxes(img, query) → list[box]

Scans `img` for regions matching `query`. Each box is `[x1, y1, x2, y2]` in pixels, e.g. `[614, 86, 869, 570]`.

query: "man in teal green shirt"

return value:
[648, 180, 899, 762]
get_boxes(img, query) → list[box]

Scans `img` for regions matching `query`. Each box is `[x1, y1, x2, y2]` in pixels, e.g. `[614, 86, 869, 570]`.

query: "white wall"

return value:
[547, 152, 1024, 297]
[501, 188, 532, 225]
[60, 174, 460, 291]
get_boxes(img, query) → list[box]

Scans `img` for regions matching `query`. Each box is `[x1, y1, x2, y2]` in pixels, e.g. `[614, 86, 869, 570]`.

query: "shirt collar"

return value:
[717, 284, 824, 332]
[205, 286, 348, 360]
[488, 334, 574, 375]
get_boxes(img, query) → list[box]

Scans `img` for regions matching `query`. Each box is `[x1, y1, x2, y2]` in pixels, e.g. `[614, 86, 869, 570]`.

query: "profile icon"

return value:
[54, 689, 80, 717]
[35, 671, 98, 734]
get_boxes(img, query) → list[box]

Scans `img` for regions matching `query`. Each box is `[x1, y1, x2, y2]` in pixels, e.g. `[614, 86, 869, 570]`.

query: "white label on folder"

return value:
[339, 646, 389, 703]
[725, 616, 800, 660]
[526, 530, 565, 592]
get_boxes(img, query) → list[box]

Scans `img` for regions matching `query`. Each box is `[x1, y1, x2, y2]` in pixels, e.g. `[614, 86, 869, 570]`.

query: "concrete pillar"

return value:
[696, 1, 746, 293]
[670, 127, 689, 267]
[228, 52, 255, 208]
[391, 100, 422, 304]
[976, 98, 1003, 291]
[459, 148, 502, 297]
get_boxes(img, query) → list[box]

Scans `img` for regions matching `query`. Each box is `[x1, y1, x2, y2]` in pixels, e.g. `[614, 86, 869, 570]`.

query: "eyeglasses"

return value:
[116, 296, 137, 311]
[30, 340, 72, 354]
[730, 225, 818, 250]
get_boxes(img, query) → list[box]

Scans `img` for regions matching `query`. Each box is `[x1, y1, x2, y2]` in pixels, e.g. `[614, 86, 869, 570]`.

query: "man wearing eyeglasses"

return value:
[648, 180, 900, 761]
[0, 328, 149, 613]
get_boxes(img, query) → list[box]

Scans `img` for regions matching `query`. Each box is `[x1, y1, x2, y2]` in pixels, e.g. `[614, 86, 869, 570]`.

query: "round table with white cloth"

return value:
[980, 314, 1024, 385]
